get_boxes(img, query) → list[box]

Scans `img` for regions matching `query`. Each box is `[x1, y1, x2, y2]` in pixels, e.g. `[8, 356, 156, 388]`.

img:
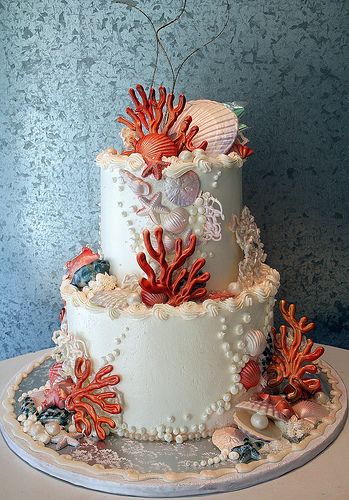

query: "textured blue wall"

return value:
[0, 0, 348, 359]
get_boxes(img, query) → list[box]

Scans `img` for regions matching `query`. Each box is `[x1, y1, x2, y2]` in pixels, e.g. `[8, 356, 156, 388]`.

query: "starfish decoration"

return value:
[141, 160, 170, 181]
[232, 439, 264, 464]
[136, 192, 170, 224]
[50, 430, 84, 451]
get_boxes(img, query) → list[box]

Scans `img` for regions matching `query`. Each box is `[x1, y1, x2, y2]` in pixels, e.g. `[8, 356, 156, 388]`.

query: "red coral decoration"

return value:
[232, 142, 254, 159]
[267, 300, 324, 402]
[117, 84, 208, 179]
[137, 227, 210, 307]
[65, 357, 122, 440]
[65, 247, 99, 279]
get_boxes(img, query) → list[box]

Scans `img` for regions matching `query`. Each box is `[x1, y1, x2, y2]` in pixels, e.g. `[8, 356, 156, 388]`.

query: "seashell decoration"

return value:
[236, 398, 287, 422]
[162, 207, 189, 234]
[169, 99, 239, 156]
[164, 170, 201, 207]
[136, 133, 178, 163]
[141, 290, 168, 307]
[233, 409, 282, 442]
[245, 329, 267, 357]
[212, 426, 246, 453]
[150, 232, 176, 253]
[90, 289, 129, 309]
[119, 169, 151, 196]
[239, 360, 261, 389]
[292, 400, 329, 420]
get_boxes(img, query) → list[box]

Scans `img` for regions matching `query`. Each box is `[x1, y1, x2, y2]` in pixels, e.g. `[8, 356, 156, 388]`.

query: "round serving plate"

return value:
[0, 351, 347, 497]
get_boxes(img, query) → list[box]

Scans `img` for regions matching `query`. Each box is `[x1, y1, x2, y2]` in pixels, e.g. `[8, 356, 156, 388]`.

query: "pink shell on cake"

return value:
[245, 329, 267, 357]
[292, 400, 329, 420]
[212, 426, 246, 452]
[141, 291, 168, 307]
[162, 207, 189, 234]
[169, 99, 239, 155]
[119, 169, 151, 196]
[239, 360, 261, 389]
[236, 398, 287, 422]
[164, 171, 201, 207]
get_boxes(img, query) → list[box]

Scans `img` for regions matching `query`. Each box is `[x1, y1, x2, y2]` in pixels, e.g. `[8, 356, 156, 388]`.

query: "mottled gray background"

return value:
[0, 0, 348, 360]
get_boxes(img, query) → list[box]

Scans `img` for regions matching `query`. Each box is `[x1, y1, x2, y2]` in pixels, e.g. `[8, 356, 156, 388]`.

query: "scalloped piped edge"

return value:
[0, 351, 347, 485]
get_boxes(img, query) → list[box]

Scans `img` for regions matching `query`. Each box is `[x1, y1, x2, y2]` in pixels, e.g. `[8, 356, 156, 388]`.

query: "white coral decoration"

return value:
[83, 273, 118, 297]
[230, 206, 267, 287]
[202, 192, 225, 241]
[119, 127, 137, 149]
[52, 328, 88, 380]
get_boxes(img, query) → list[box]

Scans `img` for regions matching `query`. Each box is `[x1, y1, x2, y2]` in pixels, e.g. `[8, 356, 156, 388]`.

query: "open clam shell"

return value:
[212, 426, 246, 453]
[236, 399, 287, 422]
[233, 409, 282, 441]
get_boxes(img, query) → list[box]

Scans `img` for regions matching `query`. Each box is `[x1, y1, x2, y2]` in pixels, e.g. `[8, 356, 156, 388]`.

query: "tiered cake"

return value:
[54, 85, 280, 442]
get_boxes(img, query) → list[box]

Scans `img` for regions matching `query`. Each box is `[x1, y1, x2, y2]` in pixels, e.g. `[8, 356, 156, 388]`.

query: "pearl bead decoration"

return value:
[250, 412, 269, 430]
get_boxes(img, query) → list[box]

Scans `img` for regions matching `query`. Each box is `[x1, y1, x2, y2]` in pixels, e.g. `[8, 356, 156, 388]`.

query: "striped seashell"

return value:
[49, 363, 65, 385]
[135, 133, 178, 161]
[162, 207, 189, 234]
[212, 426, 246, 453]
[239, 360, 261, 390]
[292, 400, 329, 420]
[150, 232, 175, 253]
[169, 100, 238, 155]
[141, 291, 168, 307]
[90, 290, 128, 309]
[245, 329, 267, 357]
[119, 169, 151, 196]
[164, 170, 201, 207]
[236, 398, 287, 422]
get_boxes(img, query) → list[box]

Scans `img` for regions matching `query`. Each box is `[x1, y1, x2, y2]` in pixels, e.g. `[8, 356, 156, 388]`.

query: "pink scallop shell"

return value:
[236, 398, 286, 421]
[169, 99, 238, 155]
[212, 426, 246, 452]
[239, 360, 261, 390]
[164, 171, 201, 207]
[141, 291, 168, 307]
[292, 400, 329, 419]
[162, 207, 189, 234]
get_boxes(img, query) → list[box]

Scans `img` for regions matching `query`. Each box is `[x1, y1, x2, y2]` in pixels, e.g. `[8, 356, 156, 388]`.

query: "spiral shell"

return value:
[170, 100, 238, 155]
[162, 207, 189, 234]
[141, 291, 168, 307]
[164, 170, 201, 207]
[239, 360, 261, 390]
[245, 329, 267, 357]
[292, 400, 329, 420]
[120, 169, 151, 196]
[212, 427, 245, 453]
[135, 133, 177, 160]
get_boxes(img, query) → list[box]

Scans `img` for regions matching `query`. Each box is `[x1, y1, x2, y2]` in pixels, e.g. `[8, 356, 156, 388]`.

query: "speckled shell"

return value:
[169, 99, 239, 155]
[135, 133, 178, 160]
[164, 171, 201, 207]
[90, 290, 128, 309]
[162, 207, 189, 234]
[292, 400, 329, 420]
[239, 360, 261, 390]
[233, 409, 282, 442]
[141, 291, 168, 307]
[236, 398, 286, 422]
[212, 427, 246, 453]
[245, 329, 267, 357]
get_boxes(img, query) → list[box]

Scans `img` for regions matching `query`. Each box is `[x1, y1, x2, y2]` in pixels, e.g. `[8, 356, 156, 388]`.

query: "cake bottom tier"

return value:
[54, 290, 276, 443]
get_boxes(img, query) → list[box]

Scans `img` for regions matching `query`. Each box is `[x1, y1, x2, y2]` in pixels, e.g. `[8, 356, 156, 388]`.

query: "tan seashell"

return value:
[164, 171, 201, 207]
[212, 426, 246, 453]
[90, 290, 128, 309]
[162, 207, 189, 234]
[236, 398, 287, 422]
[233, 409, 282, 441]
[169, 99, 239, 155]
[245, 329, 267, 357]
[292, 400, 329, 420]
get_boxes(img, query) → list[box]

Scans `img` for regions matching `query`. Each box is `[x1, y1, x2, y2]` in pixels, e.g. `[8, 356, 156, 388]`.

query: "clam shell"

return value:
[141, 291, 168, 307]
[120, 169, 151, 196]
[212, 426, 246, 453]
[164, 171, 201, 207]
[90, 290, 128, 309]
[236, 398, 286, 422]
[239, 360, 261, 390]
[162, 207, 189, 234]
[169, 100, 238, 155]
[233, 409, 282, 442]
[292, 401, 329, 420]
[245, 329, 267, 357]
[135, 133, 177, 160]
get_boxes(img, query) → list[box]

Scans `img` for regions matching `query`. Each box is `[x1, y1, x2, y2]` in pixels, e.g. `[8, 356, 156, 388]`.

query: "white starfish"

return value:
[50, 430, 83, 450]
[136, 192, 170, 224]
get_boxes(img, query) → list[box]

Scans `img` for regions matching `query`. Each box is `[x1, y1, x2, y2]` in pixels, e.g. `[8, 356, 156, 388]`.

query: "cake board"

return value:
[0, 351, 347, 497]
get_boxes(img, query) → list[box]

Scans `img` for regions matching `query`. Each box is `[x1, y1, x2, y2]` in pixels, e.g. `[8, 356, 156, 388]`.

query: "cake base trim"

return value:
[0, 350, 346, 490]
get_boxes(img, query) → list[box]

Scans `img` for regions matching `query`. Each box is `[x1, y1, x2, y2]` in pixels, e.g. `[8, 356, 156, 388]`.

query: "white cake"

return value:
[53, 86, 280, 442]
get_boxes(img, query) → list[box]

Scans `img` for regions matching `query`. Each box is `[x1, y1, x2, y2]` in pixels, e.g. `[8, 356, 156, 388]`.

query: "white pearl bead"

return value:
[127, 293, 141, 305]
[227, 281, 241, 294]
[45, 421, 61, 436]
[229, 451, 239, 460]
[250, 412, 269, 430]
[195, 197, 204, 206]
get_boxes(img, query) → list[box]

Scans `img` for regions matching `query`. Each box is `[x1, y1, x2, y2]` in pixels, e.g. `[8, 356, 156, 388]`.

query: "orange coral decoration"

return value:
[137, 227, 210, 307]
[267, 300, 324, 402]
[117, 84, 208, 179]
[65, 357, 122, 440]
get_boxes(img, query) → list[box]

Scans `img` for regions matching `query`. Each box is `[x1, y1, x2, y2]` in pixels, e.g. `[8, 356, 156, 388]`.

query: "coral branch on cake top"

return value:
[267, 300, 324, 402]
[136, 227, 210, 307]
[65, 357, 122, 440]
[117, 84, 208, 179]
